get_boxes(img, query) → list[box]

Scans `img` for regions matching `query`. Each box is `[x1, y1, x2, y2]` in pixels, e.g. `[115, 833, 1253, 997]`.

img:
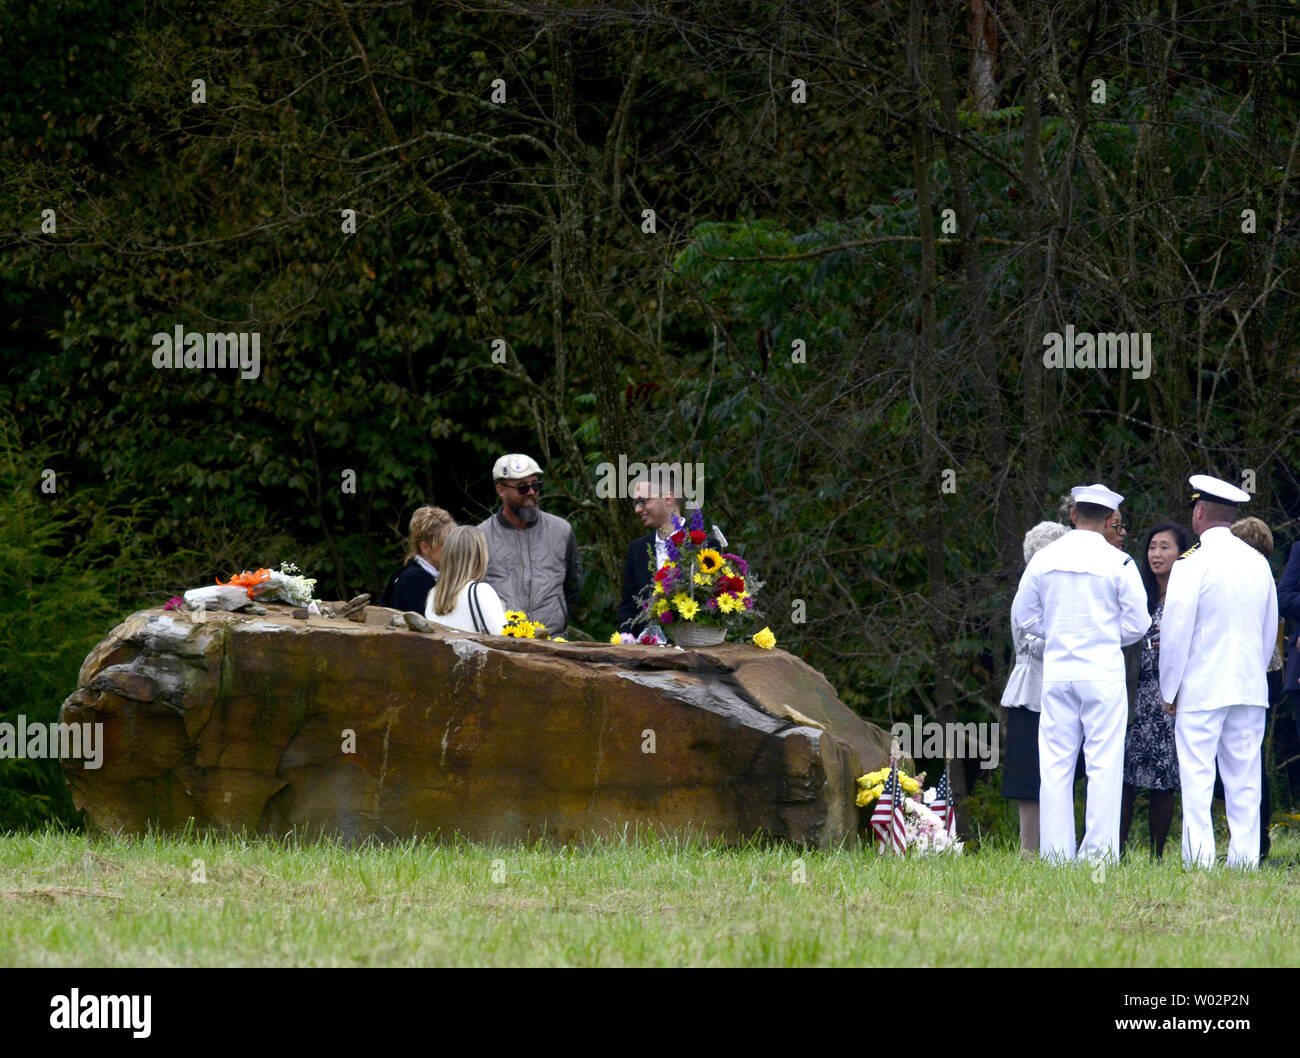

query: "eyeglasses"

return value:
[503, 481, 541, 494]
[1108, 522, 1126, 533]
[633, 498, 652, 509]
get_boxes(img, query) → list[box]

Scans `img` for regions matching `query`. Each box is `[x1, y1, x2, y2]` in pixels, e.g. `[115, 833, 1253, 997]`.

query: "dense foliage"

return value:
[3, 0, 1298, 827]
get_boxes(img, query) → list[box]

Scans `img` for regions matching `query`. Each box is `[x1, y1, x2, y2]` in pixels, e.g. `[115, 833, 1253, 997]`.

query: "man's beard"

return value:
[516, 503, 539, 524]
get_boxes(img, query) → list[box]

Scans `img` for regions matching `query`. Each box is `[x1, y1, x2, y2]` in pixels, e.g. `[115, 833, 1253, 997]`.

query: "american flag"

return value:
[870, 760, 907, 855]
[932, 763, 956, 838]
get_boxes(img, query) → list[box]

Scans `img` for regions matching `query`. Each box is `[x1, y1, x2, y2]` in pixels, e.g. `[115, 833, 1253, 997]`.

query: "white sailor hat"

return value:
[1188, 474, 1250, 507]
[1070, 482, 1124, 510]
[492, 453, 544, 480]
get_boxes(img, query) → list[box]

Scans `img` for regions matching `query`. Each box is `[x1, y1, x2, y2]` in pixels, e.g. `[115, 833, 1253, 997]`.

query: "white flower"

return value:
[255, 563, 317, 606]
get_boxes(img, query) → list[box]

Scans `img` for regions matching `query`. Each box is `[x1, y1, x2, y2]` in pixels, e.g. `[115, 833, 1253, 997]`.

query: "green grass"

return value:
[3, 826, 1300, 967]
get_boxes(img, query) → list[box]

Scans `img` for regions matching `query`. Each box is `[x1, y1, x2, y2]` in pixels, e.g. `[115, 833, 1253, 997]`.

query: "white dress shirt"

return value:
[653, 531, 670, 572]
[1011, 529, 1150, 682]
[1158, 525, 1278, 711]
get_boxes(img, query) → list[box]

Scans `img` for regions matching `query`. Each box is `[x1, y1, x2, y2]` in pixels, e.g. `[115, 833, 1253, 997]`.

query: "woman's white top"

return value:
[425, 580, 508, 635]
[1000, 617, 1046, 711]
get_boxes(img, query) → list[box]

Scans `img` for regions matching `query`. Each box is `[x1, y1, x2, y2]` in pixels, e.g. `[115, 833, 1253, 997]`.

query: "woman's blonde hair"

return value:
[405, 506, 456, 562]
[432, 525, 489, 615]
[1231, 516, 1273, 558]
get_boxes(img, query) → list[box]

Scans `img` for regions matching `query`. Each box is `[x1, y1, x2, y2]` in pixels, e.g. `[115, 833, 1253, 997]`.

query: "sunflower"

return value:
[504, 610, 527, 623]
[697, 548, 724, 574]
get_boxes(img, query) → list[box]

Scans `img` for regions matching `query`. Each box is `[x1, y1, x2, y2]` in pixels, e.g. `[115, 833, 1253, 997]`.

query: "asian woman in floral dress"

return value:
[1119, 520, 1192, 858]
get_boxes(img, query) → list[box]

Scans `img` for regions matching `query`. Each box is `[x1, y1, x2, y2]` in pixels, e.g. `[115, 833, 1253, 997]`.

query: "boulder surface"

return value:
[60, 606, 891, 848]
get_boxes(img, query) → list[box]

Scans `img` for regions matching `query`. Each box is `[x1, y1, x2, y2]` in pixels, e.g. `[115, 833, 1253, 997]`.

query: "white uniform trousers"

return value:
[1175, 704, 1266, 868]
[1038, 679, 1127, 862]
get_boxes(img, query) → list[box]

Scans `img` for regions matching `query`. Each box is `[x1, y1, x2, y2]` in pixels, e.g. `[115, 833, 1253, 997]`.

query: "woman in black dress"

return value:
[378, 506, 456, 613]
[1119, 520, 1192, 858]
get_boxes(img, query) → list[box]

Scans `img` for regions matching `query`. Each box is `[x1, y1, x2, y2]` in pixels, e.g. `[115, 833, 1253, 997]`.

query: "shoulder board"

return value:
[1177, 542, 1200, 560]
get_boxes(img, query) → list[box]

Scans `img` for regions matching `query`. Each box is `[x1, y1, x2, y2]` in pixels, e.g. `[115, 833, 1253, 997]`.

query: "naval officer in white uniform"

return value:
[1160, 475, 1278, 868]
[1011, 483, 1151, 862]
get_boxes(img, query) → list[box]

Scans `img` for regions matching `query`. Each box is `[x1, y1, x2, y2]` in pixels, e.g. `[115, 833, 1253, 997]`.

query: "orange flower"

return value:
[217, 568, 272, 599]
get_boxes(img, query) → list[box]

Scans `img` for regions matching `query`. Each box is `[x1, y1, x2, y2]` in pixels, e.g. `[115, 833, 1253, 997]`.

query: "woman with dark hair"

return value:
[1119, 519, 1193, 857]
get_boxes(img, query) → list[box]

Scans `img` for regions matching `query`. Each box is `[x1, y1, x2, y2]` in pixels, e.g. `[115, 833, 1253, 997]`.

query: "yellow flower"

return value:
[717, 593, 742, 614]
[553, 636, 567, 643]
[693, 572, 712, 586]
[751, 626, 776, 650]
[720, 566, 734, 578]
[697, 549, 724, 574]
[855, 784, 885, 808]
[654, 582, 665, 596]
[505, 610, 527, 623]
[900, 776, 920, 795]
[856, 768, 889, 788]
[674, 596, 700, 620]
[609, 632, 622, 644]
[653, 598, 669, 616]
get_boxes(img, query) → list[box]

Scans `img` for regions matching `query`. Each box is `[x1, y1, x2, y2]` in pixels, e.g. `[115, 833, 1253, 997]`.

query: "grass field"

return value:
[3, 825, 1299, 967]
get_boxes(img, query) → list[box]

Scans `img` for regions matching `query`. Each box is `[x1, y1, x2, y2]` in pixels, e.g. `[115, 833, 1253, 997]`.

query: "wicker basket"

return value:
[667, 622, 726, 647]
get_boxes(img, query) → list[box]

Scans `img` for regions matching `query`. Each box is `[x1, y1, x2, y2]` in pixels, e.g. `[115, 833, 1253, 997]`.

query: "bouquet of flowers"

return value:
[632, 509, 764, 635]
[217, 562, 317, 606]
[856, 765, 963, 856]
[501, 611, 566, 641]
[609, 630, 669, 646]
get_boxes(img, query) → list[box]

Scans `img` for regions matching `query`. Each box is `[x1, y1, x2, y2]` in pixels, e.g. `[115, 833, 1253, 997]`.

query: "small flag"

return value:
[870, 759, 907, 855]
[932, 762, 956, 838]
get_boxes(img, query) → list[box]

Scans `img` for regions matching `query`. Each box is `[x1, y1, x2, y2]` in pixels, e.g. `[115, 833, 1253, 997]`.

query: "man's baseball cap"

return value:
[1188, 474, 1250, 507]
[1070, 482, 1123, 510]
[493, 453, 544, 480]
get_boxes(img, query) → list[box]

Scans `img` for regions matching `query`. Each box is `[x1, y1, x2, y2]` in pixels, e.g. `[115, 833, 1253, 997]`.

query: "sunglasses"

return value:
[503, 481, 541, 494]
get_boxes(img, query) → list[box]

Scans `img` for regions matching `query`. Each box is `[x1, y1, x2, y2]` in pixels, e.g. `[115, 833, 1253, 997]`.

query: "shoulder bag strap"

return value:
[468, 581, 488, 634]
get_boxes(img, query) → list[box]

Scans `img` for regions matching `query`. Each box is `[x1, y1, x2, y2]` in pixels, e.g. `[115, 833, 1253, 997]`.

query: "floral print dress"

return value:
[1122, 601, 1179, 790]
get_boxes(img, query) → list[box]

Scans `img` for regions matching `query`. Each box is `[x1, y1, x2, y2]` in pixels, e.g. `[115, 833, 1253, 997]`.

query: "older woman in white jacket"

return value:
[1002, 520, 1070, 854]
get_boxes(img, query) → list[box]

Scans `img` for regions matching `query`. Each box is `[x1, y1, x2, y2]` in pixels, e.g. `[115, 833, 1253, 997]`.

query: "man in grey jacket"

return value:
[477, 453, 583, 636]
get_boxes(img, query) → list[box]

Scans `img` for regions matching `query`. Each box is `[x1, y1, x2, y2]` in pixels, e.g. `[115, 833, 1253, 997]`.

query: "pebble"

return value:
[402, 612, 433, 633]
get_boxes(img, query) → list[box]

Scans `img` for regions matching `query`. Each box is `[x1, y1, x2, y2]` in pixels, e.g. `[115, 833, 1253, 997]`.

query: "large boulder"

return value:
[59, 606, 891, 848]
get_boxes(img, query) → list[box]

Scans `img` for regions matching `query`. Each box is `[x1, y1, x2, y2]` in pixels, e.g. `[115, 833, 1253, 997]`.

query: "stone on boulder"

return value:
[60, 606, 891, 848]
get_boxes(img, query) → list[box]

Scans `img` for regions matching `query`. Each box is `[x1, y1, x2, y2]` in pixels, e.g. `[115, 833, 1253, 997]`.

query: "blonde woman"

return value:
[426, 525, 508, 634]
[379, 506, 456, 613]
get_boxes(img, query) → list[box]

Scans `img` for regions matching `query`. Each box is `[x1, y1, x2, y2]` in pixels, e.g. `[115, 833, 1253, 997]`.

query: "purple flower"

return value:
[743, 596, 753, 609]
[705, 598, 718, 611]
[689, 507, 705, 532]
[671, 512, 684, 531]
[660, 611, 674, 623]
[723, 553, 748, 575]
[665, 538, 680, 562]
[163, 596, 184, 611]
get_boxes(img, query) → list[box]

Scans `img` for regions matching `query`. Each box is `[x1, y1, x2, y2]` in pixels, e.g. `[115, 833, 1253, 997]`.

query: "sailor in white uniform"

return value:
[1011, 483, 1151, 862]
[1160, 475, 1278, 868]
